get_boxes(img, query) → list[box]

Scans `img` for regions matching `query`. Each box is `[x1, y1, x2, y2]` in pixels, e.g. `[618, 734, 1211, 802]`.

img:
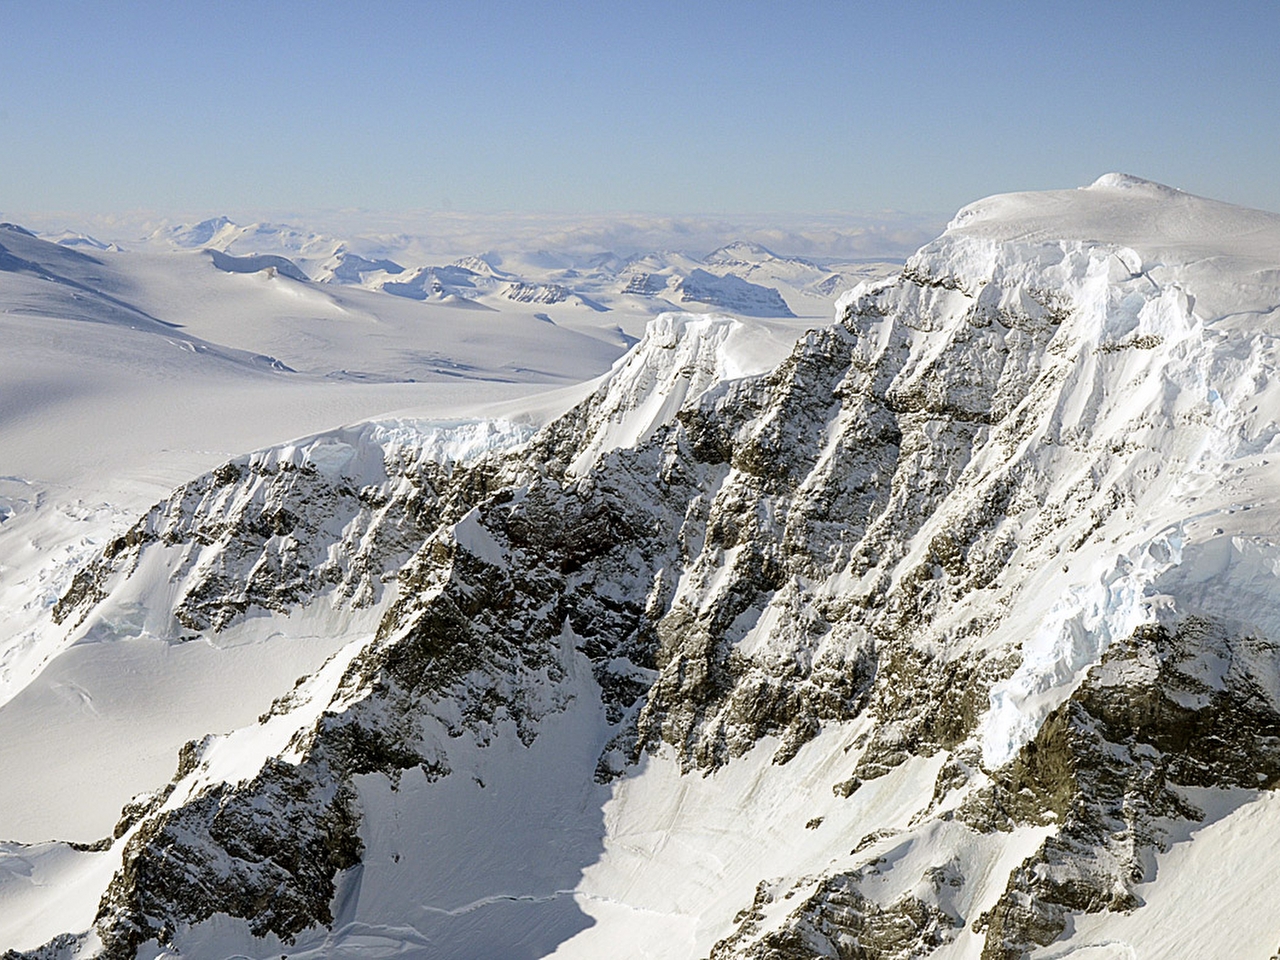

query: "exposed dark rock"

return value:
[975, 620, 1280, 958]
[27, 207, 1280, 960]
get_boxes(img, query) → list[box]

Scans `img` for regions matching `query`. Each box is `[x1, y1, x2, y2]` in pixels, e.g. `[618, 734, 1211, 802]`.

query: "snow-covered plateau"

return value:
[4, 174, 1280, 958]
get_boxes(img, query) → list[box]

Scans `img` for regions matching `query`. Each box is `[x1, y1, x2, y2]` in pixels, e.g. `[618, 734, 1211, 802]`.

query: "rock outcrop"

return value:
[14, 177, 1280, 958]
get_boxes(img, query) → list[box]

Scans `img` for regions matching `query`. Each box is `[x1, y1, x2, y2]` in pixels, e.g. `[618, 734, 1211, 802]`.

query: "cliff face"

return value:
[13, 176, 1280, 959]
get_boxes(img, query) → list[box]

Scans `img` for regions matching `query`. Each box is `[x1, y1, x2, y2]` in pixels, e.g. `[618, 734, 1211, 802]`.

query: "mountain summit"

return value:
[5, 178, 1280, 958]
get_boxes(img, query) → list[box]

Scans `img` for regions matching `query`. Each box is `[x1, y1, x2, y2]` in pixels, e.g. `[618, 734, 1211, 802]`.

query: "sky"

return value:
[2, 1, 1278, 223]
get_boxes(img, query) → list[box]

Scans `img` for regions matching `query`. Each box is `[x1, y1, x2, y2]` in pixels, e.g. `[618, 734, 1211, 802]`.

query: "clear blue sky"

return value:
[3, 1, 1277, 218]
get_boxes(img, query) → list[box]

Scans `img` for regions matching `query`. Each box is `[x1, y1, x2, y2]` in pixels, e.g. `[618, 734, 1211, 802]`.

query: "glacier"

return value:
[4, 176, 1280, 958]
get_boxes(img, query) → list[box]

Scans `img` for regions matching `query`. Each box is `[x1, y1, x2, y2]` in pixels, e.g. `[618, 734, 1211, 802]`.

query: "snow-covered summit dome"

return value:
[943, 173, 1280, 264]
[1083, 171, 1185, 196]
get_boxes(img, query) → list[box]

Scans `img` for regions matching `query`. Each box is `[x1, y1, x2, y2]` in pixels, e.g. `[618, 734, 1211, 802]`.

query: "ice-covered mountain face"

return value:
[704, 240, 834, 293]
[612, 246, 882, 318]
[676, 268, 797, 317]
[9, 176, 1280, 959]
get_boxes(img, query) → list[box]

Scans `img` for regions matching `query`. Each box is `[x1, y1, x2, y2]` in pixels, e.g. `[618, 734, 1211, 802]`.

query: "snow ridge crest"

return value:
[17, 178, 1280, 960]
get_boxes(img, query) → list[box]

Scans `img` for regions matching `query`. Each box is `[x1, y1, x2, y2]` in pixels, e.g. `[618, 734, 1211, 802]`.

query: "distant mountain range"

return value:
[136, 217, 901, 318]
[12, 177, 1279, 958]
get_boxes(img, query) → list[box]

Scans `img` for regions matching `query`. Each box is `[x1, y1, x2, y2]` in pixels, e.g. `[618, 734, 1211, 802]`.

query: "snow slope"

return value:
[0, 213, 819, 850]
[0, 224, 640, 851]
[6, 177, 1280, 959]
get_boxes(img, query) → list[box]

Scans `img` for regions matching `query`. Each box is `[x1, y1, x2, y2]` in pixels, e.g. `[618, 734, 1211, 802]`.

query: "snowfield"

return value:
[4, 177, 1280, 958]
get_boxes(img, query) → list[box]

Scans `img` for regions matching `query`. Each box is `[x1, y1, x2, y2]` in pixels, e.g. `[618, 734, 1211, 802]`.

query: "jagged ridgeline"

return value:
[14, 175, 1280, 959]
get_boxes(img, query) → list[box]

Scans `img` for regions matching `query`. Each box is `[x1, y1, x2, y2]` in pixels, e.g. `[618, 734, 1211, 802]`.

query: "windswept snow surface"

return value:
[845, 177, 1280, 958]
[843, 174, 1280, 772]
[0, 205, 818, 853]
[7, 178, 1280, 958]
[0, 417, 538, 843]
[0, 228, 650, 847]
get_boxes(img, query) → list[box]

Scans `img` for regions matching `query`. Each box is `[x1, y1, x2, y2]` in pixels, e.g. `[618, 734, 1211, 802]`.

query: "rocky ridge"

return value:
[13, 177, 1280, 958]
